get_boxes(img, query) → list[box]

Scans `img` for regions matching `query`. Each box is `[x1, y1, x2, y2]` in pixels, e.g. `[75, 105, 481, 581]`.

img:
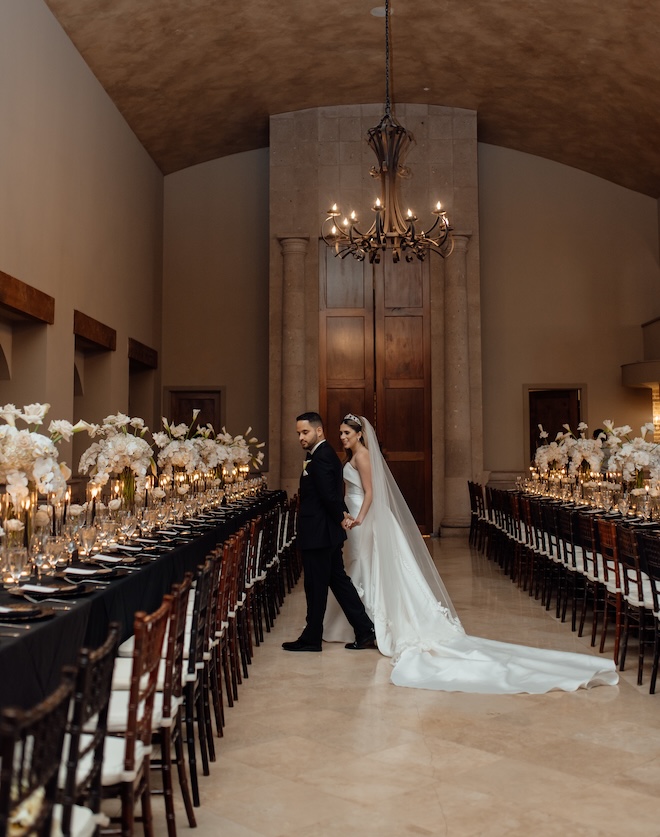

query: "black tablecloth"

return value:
[0, 491, 285, 710]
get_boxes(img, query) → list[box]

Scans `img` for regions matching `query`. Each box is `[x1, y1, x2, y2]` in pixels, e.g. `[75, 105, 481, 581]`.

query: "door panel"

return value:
[375, 259, 432, 532]
[320, 247, 433, 532]
[383, 315, 425, 380]
[529, 389, 581, 462]
[326, 317, 368, 381]
[320, 249, 375, 451]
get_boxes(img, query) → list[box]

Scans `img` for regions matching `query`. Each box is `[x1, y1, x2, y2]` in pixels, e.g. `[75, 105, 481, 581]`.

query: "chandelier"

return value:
[321, 0, 453, 264]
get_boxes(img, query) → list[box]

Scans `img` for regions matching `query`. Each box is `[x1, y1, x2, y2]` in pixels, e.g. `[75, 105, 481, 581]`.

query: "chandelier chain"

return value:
[384, 0, 391, 118]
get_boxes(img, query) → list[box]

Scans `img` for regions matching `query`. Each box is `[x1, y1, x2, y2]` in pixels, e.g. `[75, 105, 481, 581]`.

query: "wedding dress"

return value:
[323, 418, 618, 694]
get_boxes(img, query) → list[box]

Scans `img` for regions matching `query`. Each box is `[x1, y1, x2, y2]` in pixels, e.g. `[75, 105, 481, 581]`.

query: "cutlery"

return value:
[0, 622, 31, 630]
[0, 631, 21, 638]
[23, 594, 72, 607]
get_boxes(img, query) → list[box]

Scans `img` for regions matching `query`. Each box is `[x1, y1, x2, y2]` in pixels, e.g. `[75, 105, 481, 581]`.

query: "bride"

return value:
[323, 413, 618, 694]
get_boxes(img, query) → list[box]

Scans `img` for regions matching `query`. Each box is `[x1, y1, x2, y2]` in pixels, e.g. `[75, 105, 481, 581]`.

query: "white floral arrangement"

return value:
[535, 422, 605, 476]
[0, 403, 79, 505]
[602, 420, 660, 484]
[78, 413, 156, 487]
[152, 411, 202, 475]
[192, 423, 231, 471]
[534, 429, 569, 474]
[216, 426, 265, 470]
[560, 422, 605, 476]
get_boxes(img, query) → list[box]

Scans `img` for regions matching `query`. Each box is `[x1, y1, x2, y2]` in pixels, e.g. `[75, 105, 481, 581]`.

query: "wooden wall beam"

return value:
[73, 310, 116, 351]
[128, 337, 158, 369]
[0, 270, 55, 324]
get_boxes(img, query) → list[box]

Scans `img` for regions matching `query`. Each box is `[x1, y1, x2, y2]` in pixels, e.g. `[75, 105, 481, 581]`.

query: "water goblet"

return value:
[79, 525, 98, 558]
[40, 535, 58, 574]
[32, 546, 47, 581]
[7, 547, 27, 588]
[98, 519, 117, 549]
[62, 523, 78, 564]
[139, 509, 157, 537]
[118, 513, 138, 543]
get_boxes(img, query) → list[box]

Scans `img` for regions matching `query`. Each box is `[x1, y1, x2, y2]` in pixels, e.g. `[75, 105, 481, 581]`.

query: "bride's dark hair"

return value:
[341, 414, 367, 461]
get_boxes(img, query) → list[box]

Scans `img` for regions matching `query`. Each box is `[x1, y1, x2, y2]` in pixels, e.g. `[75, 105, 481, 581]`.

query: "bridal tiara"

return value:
[343, 413, 362, 427]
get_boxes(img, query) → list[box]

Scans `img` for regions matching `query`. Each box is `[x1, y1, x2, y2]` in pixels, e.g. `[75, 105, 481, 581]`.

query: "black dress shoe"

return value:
[345, 629, 377, 650]
[282, 638, 322, 652]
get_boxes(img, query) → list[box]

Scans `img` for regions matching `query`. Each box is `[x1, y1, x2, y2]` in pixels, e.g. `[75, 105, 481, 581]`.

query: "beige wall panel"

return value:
[162, 150, 270, 450]
[0, 0, 163, 455]
[479, 143, 660, 475]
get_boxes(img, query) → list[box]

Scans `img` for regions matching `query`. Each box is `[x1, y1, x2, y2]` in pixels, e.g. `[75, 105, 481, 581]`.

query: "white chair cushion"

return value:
[106, 690, 183, 733]
[100, 735, 150, 785]
[111, 657, 185, 692]
[51, 802, 100, 837]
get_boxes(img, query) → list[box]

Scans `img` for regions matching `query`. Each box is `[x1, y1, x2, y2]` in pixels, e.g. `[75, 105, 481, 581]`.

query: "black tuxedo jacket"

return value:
[297, 441, 347, 551]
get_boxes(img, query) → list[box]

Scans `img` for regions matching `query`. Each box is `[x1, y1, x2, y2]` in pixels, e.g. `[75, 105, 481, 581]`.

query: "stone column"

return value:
[443, 234, 472, 532]
[278, 236, 309, 497]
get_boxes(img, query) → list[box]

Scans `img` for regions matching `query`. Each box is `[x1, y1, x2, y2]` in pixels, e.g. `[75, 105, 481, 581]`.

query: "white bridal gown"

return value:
[323, 463, 618, 694]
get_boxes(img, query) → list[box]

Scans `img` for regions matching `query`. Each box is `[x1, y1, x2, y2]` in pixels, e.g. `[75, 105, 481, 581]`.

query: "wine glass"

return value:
[79, 525, 98, 558]
[31, 544, 47, 581]
[6, 547, 27, 588]
[118, 512, 138, 543]
[139, 510, 153, 537]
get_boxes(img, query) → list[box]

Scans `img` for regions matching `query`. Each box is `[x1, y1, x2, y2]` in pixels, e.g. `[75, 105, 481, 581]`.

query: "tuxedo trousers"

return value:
[300, 545, 373, 644]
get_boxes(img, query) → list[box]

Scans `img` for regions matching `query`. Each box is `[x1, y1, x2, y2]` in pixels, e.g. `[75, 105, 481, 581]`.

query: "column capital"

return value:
[448, 232, 472, 254]
[277, 236, 310, 257]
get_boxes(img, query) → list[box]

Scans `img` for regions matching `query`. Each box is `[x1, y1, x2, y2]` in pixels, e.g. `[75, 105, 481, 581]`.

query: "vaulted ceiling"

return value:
[44, 0, 660, 197]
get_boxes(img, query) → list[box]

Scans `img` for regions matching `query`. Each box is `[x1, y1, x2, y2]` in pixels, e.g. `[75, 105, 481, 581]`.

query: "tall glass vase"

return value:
[119, 468, 136, 512]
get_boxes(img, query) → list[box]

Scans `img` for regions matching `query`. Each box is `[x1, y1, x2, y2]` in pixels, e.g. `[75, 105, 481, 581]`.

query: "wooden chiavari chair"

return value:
[595, 518, 623, 664]
[101, 596, 172, 836]
[58, 623, 120, 837]
[634, 532, 660, 693]
[615, 525, 655, 685]
[0, 678, 74, 837]
[555, 506, 587, 630]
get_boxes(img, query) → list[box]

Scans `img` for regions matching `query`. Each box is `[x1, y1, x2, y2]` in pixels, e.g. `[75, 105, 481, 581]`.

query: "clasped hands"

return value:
[342, 513, 360, 530]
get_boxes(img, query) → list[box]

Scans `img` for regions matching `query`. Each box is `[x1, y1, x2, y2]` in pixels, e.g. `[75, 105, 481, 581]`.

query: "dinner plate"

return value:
[0, 602, 41, 620]
[62, 566, 114, 577]
[62, 566, 128, 581]
[0, 603, 56, 622]
[10, 581, 93, 599]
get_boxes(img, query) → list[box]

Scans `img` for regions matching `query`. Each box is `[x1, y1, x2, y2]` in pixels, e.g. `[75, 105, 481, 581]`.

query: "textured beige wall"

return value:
[0, 0, 164, 469]
[162, 133, 660, 490]
[479, 144, 660, 476]
[162, 150, 270, 450]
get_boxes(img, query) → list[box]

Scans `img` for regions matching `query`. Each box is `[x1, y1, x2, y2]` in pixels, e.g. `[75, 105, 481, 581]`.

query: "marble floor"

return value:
[151, 536, 660, 837]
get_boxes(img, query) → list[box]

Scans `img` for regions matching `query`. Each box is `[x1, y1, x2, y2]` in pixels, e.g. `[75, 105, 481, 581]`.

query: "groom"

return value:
[282, 411, 376, 652]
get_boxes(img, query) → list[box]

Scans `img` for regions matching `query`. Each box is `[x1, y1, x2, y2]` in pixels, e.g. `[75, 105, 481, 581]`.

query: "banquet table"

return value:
[0, 490, 285, 710]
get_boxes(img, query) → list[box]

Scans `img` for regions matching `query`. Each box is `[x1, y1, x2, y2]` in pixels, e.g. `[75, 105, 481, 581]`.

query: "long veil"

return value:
[360, 416, 461, 624]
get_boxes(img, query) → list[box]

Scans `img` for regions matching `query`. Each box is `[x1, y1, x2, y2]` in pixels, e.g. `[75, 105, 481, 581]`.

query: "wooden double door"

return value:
[319, 250, 433, 532]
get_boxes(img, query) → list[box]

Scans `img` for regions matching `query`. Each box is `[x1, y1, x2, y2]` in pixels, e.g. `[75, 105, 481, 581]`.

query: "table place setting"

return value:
[0, 602, 56, 631]
[9, 579, 94, 599]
